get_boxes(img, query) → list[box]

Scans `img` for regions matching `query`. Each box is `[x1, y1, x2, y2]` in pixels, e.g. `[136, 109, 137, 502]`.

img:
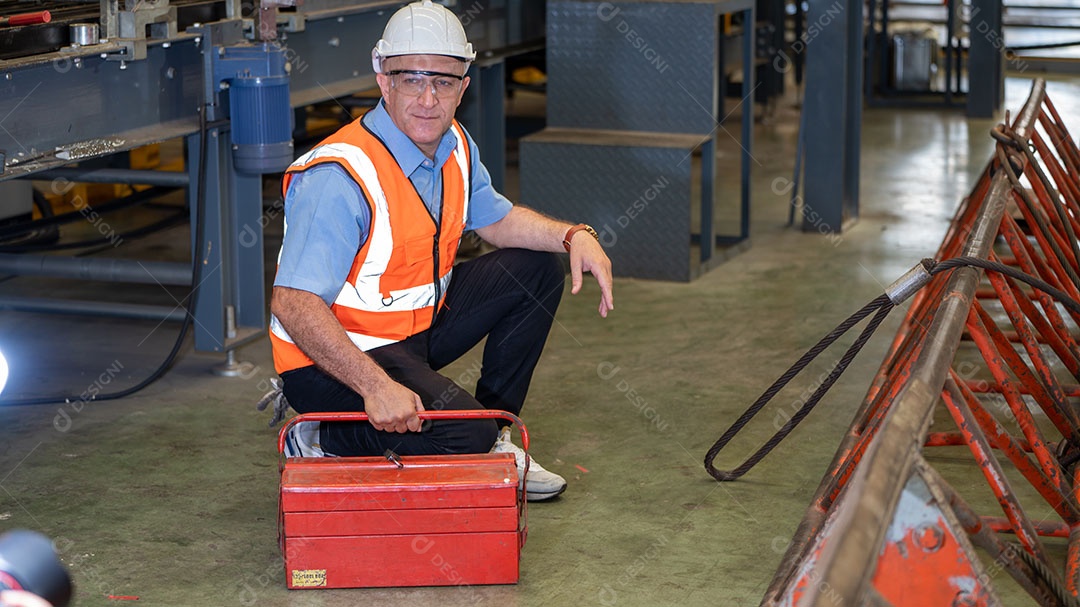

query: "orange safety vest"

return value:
[269, 119, 471, 374]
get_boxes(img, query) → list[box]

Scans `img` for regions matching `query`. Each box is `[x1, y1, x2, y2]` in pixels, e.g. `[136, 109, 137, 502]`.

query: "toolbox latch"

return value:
[383, 449, 404, 469]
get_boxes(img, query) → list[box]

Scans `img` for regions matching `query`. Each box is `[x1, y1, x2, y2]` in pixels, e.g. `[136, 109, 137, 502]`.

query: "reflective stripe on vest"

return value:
[269, 121, 471, 374]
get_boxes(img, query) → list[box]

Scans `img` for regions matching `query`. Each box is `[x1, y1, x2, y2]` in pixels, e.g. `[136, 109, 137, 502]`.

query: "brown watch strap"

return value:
[562, 224, 598, 252]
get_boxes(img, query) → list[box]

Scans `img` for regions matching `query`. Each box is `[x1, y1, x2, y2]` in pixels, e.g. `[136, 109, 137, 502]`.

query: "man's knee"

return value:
[508, 249, 564, 293]
[460, 418, 499, 453]
[536, 250, 565, 291]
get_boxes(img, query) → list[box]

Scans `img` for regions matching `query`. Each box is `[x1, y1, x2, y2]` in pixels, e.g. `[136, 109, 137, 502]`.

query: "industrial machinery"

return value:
[0, 1, 542, 393]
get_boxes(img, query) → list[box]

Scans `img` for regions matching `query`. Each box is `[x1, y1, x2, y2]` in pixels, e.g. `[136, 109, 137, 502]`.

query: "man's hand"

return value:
[272, 287, 426, 432]
[473, 206, 616, 317]
[362, 377, 425, 433]
[569, 231, 614, 317]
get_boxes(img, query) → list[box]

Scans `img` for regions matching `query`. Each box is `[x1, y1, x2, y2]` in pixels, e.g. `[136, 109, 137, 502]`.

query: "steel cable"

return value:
[704, 256, 1080, 482]
[704, 294, 894, 481]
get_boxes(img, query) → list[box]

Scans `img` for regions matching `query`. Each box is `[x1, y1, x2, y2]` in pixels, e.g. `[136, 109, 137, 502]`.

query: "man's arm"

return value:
[475, 205, 614, 317]
[271, 287, 424, 433]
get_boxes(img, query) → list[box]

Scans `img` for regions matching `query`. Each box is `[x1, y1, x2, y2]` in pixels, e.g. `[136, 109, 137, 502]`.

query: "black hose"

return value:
[0, 189, 60, 249]
[0, 186, 177, 240]
[1007, 40, 1080, 53]
[0, 209, 188, 253]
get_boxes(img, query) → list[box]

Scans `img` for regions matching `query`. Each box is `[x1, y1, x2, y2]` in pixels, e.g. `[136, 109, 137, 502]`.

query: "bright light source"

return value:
[0, 348, 8, 397]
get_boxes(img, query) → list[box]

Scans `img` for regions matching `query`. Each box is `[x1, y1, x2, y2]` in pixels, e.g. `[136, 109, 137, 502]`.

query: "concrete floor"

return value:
[2, 75, 1079, 606]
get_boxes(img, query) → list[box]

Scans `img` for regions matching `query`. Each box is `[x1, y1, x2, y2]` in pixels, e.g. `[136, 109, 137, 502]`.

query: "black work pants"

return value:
[280, 248, 565, 456]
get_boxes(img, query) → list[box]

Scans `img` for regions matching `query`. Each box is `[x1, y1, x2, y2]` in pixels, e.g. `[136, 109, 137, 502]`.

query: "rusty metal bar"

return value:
[925, 431, 1034, 451]
[964, 382, 1080, 398]
[984, 516, 1071, 539]
[934, 465, 1064, 606]
[966, 305, 1070, 487]
[948, 373, 1080, 524]
[939, 377, 1050, 561]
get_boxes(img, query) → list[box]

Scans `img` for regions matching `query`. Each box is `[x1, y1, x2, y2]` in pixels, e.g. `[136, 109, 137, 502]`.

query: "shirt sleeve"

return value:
[273, 164, 371, 306]
[461, 129, 513, 231]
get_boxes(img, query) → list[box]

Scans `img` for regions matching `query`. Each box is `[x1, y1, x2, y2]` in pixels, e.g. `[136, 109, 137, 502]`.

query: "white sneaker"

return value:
[491, 427, 566, 501]
[283, 421, 328, 458]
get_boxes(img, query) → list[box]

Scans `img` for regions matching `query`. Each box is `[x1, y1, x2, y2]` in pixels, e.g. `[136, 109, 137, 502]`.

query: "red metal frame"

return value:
[765, 82, 1080, 606]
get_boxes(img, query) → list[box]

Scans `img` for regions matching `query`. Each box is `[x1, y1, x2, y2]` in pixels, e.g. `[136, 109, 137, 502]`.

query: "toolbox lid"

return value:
[281, 452, 520, 512]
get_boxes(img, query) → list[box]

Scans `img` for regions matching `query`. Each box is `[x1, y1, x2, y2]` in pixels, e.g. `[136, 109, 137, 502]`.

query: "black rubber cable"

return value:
[0, 186, 178, 240]
[1007, 40, 1080, 52]
[0, 110, 213, 407]
[0, 190, 59, 249]
[0, 210, 188, 253]
[704, 256, 1080, 482]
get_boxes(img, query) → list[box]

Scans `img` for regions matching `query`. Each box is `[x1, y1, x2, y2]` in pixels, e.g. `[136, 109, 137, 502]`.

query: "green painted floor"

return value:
[2, 76, 1079, 606]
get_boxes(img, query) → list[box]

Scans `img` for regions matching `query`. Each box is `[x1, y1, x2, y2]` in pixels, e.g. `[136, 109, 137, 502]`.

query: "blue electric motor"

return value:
[214, 43, 294, 174]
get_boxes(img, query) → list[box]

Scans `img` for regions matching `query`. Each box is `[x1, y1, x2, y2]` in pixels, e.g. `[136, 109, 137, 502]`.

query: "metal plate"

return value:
[520, 132, 701, 281]
[547, 0, 722, 134]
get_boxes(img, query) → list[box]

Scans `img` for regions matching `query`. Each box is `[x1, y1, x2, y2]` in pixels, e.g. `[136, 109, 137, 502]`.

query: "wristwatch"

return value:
[562, 224, 599, 252]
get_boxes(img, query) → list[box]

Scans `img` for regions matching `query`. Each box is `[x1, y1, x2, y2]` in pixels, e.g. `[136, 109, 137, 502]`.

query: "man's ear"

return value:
[455, 75, 471, 106]
[375, 72, 392, 100]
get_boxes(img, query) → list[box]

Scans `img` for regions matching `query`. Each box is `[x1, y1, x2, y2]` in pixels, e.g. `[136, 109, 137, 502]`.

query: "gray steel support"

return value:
[459, 61, 507, 192]
[801, 0, 861, 233]
[741, 3, 756, 241]
[187, 125, 266, 353]
[0, 297, 186, 322]
[0, 254, 191, 285]
[844, 0, 862, 220]
[28, 168, 190, 188]
[701, 136, 716, 261]
[967, 0, 1005, 118]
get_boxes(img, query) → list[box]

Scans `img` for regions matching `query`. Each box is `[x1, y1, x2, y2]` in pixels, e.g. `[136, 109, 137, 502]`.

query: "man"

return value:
[269, 0, 613, 501]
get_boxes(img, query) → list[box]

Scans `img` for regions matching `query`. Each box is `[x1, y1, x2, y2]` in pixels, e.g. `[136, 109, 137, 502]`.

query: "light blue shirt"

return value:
[274, 101, 513, 305]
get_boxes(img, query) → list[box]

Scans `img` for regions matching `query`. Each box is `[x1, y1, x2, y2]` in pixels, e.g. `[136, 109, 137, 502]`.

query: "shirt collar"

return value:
[363, 101, 460, 176]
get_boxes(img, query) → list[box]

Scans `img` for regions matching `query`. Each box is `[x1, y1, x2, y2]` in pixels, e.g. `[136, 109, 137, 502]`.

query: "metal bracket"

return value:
[97, 0, 179, 61]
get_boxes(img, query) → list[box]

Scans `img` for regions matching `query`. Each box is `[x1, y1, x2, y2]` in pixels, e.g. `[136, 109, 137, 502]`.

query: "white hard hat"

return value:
[372, 1, 476, 73]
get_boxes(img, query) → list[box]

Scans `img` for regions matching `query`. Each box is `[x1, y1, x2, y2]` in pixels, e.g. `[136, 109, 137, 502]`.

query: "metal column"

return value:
[459, 61, 508, 192]
[186, 124, 266, 353]
[802, 0, 862, 233]
[741, 2, 756, 242]
[967, 0, 1004, 118]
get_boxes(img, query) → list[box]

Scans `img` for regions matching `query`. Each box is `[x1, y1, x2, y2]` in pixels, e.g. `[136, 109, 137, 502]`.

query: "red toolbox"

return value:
[277, 410, 529, 589]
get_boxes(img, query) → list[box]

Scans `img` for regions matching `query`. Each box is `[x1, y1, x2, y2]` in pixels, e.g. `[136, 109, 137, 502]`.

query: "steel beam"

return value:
[29, 168, 190, 188]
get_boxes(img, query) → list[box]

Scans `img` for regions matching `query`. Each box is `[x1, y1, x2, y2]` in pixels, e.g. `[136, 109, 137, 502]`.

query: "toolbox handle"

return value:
[278, 409, 531, 543]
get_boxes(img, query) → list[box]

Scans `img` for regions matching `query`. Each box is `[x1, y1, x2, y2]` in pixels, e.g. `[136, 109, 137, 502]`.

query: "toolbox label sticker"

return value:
[291, 569, 327, 587]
